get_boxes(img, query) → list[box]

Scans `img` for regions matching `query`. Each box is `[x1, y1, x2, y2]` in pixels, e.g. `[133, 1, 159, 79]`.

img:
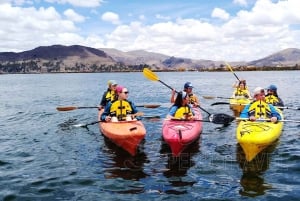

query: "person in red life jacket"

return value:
[232, 79, 251, 99]
[167, 91, 196, 120]
[170, 82, 200, 107]
[240, 87, 281, 123]
[101, 85, 140, 122]
[98, 80, 118, 120]
[265, 84, 284, 107]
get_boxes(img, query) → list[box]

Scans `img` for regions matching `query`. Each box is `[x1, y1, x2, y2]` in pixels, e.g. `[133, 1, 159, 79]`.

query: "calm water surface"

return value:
[1, 71, 299, 200]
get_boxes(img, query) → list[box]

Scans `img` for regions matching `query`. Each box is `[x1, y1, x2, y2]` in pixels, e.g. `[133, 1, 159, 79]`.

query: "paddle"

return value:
[142, 68, 177, 92]
[56, 104, 160, 111]
[226, 62, 240, 82]
[236, 117, 300, 123]
[167, 113, 236, 125]
[202, 95, 235, 100]
[73, 112, 145, 128]
[210, 102, 300, 111]
[142, 68, 234, 123]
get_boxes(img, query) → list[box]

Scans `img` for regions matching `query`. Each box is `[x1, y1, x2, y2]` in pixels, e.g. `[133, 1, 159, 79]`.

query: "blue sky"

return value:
[1, 0, 299, 61]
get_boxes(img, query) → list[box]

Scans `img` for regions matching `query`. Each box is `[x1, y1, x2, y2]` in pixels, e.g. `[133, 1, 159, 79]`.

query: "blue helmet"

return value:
[267, 84, 277, 91]
[184, 82, 193, 89]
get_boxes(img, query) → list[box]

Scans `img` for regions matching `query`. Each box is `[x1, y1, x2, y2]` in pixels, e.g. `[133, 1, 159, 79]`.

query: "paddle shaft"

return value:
[226, 63, 240, 82]
[236, 117, 300, 123]
[57, 104, 160, 111]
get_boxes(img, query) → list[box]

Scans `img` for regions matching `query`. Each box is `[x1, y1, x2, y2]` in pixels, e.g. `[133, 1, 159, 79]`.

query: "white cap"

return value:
[253, 87, 264, 96]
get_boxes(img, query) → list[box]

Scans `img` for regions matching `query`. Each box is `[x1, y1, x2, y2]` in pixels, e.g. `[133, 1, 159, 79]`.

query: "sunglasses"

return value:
[122, 91, 129, 94]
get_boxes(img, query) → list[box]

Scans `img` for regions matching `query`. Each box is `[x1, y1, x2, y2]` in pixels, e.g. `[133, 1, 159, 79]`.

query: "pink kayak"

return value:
[162, 106, 203, 156]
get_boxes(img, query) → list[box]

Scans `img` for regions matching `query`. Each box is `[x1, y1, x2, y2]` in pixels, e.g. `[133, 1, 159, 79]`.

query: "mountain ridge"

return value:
[0, 45, 299, 73]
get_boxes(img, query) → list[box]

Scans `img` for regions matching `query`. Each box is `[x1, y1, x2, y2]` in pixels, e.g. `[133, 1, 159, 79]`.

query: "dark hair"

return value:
[171, 92, 189, 108]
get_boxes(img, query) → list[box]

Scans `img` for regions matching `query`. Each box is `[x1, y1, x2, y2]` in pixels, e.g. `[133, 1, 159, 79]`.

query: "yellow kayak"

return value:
[236, 109, 284, 162]
[230, 96, 251, 113]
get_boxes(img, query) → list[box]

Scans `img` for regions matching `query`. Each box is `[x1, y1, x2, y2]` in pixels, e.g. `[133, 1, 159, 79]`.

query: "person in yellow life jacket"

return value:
[265, 84, 284, 107]
[101, 85, 140, 122]
[170, 82, 200, 107]
[240, 87, 281, 123]
[232, 79, 251, 99]
[167, 91, 196, 120]
[98, 80, 118, 120]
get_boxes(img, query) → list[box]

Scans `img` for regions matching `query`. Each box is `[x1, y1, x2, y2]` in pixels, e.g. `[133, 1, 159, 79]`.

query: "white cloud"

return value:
[233, 0, 248, 7]
[64, 9, 85, 22]
[0, 3, 89, 52]
[101, 12, 121, 25]
[45, 0, 103, 7]
[1, 0, 300, 61]
[211, 8, 230, 21]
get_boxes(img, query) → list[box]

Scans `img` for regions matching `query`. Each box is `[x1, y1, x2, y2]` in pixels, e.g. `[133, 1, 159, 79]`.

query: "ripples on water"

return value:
[0, 71, 300, 200]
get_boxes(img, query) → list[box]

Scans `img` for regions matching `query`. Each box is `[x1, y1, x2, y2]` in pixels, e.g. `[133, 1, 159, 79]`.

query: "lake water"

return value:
[1, 71, 299, 200]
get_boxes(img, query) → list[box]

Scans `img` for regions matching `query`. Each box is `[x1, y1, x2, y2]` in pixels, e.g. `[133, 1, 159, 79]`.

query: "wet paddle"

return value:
[142, 68, 235, 124]
[56, 104, 160, 111]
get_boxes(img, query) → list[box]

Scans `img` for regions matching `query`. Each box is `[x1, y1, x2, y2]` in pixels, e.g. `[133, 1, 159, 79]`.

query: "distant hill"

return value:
[0, 45, 299, 73]
[248, 48, 300, 67]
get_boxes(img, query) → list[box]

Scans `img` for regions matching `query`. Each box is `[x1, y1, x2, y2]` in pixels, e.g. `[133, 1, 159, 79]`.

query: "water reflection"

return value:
[160, 137, 200, 194]
[102, 137, 149, 181]
[236, 141, 278, 197]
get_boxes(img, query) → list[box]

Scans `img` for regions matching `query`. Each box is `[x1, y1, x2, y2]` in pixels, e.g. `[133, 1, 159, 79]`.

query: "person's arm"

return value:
[239, 105, 250, 118]
[269, 104, 282, 120]
[170, 89, 176, 103]
[193, 95, 200, 106]
[100, 103, 112, 122]
[166, 106, 177, 119]
[277, 97, 284, 107]
[99, 91, 107, 107]
[129, 101, 141, 120]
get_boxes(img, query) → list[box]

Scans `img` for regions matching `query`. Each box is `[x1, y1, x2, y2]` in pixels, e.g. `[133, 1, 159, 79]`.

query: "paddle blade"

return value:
[225, 62, 234, 73]
[202, 96, 216, 99]
[211, 102, 230, 106]
[143, 68, 159, 81]
[56, 106, 77, 111]
[209, 113, 235, 124]
[136, 105, 160, 108]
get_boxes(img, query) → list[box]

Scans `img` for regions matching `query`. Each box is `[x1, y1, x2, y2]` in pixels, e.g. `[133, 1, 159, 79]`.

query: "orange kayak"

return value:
[99, 120, 146, 156]
[162, 107, 203, 156]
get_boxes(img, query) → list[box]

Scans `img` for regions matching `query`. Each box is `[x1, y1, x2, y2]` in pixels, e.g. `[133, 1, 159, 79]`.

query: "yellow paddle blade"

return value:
[225, 62, 234, 73]
[143, 68, 159, 81]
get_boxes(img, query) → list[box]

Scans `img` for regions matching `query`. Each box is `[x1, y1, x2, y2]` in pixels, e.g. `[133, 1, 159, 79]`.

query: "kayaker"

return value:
[167, 91, 196, 120]
[265, 84, 284, 107]
[170, 82, 200, 107]
[101, 85, 141, 122]
[98, 80, 118, 120]
[232, 79, 251, 99]
[240, 87, 281, 123]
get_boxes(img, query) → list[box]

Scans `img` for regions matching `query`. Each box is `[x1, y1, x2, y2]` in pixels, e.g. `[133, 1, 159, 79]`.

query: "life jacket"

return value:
[188, 93, 197, 104]
[248, 100, 272, 119]
[109, 100, 133, 121]
[105, 90, 116, 103]
[174, 106, 193, 118]
[234, 88, 249, 98]
[265, 95, 279, 105]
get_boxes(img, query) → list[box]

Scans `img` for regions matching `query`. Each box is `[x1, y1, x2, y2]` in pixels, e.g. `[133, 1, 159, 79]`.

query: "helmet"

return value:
[184, 82, 193, 89]
[267, 84, 277, 91]
[253, 87, 264, 96]
[107, 80, 117, 86]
